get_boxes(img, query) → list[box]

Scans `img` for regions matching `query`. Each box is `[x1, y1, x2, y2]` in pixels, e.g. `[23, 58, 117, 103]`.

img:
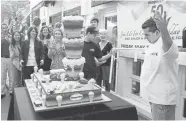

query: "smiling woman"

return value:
[39, 25, 52, 71]
[9, 31, 23, 88]
[48, 28, 66, 70]
[20, 26, 45, 82]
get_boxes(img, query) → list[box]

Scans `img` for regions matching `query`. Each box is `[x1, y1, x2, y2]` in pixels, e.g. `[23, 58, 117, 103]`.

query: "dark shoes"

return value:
[1, 94, 5, 99]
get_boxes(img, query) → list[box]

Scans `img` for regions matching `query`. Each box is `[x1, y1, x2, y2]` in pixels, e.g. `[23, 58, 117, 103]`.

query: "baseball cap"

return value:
[86, 26, 99, 35]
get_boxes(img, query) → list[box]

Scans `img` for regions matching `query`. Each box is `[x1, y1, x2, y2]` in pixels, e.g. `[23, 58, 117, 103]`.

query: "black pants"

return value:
[84, 71, 96, 81]
[41, 57, 51, 71]
[96, 66, 102, 87]
[23, 66, 34, 80]
[104, 80, 110, 92]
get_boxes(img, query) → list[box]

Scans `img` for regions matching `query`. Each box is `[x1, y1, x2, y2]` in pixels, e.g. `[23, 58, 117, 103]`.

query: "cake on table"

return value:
[31, 68, 101, 107]
[26, 16, 103, 108]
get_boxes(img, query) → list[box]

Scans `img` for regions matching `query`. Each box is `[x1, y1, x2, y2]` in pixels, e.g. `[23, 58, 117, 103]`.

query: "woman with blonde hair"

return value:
[48, 28, 66, 69]
[98, 29, 113, 91]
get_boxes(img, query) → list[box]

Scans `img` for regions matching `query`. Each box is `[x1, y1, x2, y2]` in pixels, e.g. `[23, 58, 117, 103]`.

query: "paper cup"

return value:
[79, 72, 84, 80]
[34, 66, 38, 73]
[34, 80, 38, 88]
[38, 86, 42, 96]
[38, 69, 43, 75]
[88, 92, 94, 102]
[42, 95, 46, 106]
[60, 73, 66, 81]
[89, 78, 96, 89]
[56, 95, 63, 106]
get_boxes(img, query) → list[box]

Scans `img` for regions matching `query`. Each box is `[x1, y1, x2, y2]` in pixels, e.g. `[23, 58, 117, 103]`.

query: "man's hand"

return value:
[153, 11, 171, 31]
[40, 60, 44, 66]
[153, 10, 173, 53]
[20, 60, 24, 67]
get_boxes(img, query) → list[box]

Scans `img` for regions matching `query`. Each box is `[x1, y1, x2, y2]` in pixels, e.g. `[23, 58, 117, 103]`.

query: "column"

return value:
[46, 7, 49, 25]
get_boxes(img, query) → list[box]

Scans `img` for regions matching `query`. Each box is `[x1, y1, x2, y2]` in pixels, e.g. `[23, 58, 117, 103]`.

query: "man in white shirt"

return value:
[140, 11, 179, 120]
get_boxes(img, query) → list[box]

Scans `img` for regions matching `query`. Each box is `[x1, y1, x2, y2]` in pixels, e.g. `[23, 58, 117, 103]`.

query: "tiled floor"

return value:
[1, 93, 11, 120]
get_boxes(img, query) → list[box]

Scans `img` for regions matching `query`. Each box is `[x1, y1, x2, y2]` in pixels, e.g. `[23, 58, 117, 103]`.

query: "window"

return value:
[131, 60, 142, 96]
[130, 59, 149, 106]
[105, 15, 117, 29]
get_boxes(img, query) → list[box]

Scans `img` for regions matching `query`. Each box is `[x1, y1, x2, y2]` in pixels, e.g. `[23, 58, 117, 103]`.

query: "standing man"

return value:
[90, 17, 101, 44]
[1, 23, 14, 98]
[90, 17, 103, 87]
[82, 26, 114, 80]
[140, 11, 179, 120]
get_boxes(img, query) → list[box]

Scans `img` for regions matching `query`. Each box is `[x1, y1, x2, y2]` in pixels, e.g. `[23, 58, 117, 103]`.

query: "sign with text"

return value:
[117, 1, 186, 49]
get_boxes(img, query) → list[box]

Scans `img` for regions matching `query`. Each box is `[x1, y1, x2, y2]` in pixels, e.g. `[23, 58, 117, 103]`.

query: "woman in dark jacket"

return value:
[20, 26, 44, 80]
[39, 25, 52, 71]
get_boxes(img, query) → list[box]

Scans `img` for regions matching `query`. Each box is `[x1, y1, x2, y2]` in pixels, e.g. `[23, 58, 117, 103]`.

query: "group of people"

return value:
[1, 10, 180, 120]
[1, 17, 117, 99]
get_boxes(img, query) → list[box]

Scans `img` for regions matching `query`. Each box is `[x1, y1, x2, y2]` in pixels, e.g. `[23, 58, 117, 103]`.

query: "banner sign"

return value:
[117, 1, 186, 49]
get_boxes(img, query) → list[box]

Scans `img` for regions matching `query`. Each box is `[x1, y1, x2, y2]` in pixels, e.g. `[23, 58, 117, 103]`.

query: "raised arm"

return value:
[153, 11, 172, 52]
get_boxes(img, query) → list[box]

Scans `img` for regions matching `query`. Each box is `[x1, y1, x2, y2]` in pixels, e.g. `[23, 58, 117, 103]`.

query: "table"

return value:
[8, 87, 138, 120]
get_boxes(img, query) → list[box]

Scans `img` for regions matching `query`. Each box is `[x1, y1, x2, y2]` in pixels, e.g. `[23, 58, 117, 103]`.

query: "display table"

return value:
[8, 87, 138, 120]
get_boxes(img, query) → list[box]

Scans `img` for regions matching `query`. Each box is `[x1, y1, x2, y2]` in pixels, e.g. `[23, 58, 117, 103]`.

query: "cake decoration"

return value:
[88, 92, 94, 102]
[34, 66, 38, 73]
[56, 95, 63, 106]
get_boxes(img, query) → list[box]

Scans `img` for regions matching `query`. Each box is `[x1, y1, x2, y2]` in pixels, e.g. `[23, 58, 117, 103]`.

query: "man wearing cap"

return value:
[90, 17, 101, 45]
[82, 26, 115, 81]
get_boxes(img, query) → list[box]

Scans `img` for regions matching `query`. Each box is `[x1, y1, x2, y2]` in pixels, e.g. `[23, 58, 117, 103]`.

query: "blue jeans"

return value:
[150, 102, 176, 120]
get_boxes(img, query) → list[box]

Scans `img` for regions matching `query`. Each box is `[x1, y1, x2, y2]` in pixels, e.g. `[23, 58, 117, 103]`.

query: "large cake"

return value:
[28, 16, 102, 108]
